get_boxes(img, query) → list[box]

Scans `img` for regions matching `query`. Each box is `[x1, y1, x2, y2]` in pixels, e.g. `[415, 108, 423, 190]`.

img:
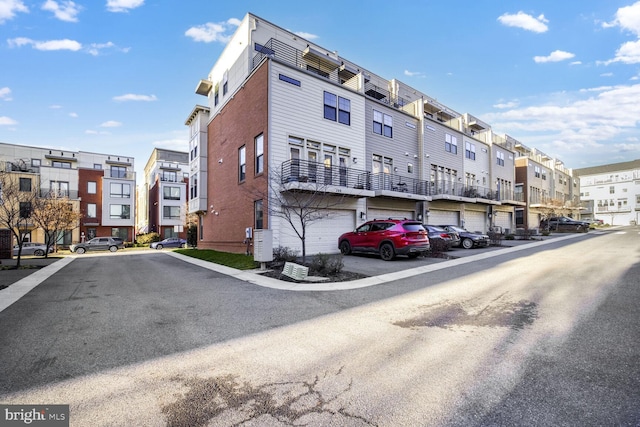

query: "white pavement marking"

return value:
[0, 257, 75, 313]
[167, 233, 585, 292]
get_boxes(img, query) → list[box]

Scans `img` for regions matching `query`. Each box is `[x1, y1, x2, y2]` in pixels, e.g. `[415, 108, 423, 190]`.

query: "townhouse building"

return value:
[514, 143, 580, 229]
[575, 159, 640, 226]
[141, 148, 189, 239]
[189, 13, 576, 256]
[0, 142, 136, 244]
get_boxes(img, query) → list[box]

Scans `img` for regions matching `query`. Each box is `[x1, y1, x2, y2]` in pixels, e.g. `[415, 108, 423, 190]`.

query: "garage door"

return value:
[495, 212, 513, 234]
[279, 209, 356, 255]
[465, 210, 487, 233]
[367, 209, 414, 221]
[427, 210, 459, 226]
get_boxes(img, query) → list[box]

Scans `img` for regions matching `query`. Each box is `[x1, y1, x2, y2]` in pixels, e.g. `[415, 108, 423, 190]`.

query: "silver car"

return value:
[13, 242, 54, 257]
[70, 237, 125, 254]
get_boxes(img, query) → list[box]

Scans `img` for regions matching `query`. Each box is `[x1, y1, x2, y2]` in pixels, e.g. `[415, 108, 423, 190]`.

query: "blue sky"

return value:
[2, 0, 640, 182]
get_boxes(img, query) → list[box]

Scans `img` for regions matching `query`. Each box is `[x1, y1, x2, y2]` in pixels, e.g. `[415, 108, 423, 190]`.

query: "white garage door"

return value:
[367, 209, 414, 221]
[279, 209, 356, 255]
[427, 210, 459, 226]
[464, 210, 487, 233]
[495, 212, 513, 234]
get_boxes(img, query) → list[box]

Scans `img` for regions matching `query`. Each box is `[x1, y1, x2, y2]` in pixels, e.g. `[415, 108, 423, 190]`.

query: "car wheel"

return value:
[109, 246, 118, 252]
[156, 244, 163, 250]
[379, 242, 395, 261]
[34, 249, 45, 256]
[462, 238, 474, 249]
[76, 247, 86, 254]
[339, 240, 351, 255]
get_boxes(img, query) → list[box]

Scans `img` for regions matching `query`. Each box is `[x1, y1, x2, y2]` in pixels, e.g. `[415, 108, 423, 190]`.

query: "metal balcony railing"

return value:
[39, 189, 79, 199]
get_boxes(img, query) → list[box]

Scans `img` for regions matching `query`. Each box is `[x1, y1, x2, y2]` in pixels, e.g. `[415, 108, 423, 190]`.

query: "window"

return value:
[112, 228, 128, 240]
[31, 159, 41, 167]
[324, 92, 337, 121]
[93, 163, 102, 170]
[373, 110, 393, 138]
[19, 177, 31, 192]
[497, 152, 505, 167]
[52, 161, 71, 169]
[239, 146, 246, 182]
[279, 74, 301, 87]
[255, 134, 264, 174]
[338, 97, 351, 125]
[223, 71, 228, 96]
[19, 202, 32, 218]
[609, 186, 615, 194]
[407, 163, 413, 174]
[534, 166, 541, 177]
[445, 134, 458, 154]
[163, 206, 180, 219]
[214, 83, 219, 106]
[110, 165, 126, 178]
[254, 43, 275, 56]
[161, 171, 177, 182]
[465, 142, 476, 160]
[87, 181, 97, 194]
[190, 174, 198, 199]
[307, 65, 329, 78]
[50, 181, 69, 197]
[163, 186, 181, 200]
[110, 204, 130, 219]
[87, 203, 97, 218]
[110, 182, 131, 198]
[255, 200, 264, 229]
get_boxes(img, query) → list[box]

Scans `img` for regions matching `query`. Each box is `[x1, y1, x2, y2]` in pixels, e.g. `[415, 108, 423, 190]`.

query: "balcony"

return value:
[39, 189, 79, 199]
[105, 170, 136, 180]
[280, 160, 508, 204]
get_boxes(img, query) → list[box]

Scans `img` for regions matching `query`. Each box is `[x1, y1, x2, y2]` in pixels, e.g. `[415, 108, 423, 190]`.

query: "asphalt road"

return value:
[0, 228, 638, 426]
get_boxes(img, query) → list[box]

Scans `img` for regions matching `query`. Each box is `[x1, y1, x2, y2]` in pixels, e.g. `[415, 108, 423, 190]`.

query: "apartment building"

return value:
[0, 142, 136, 244]
[190, 13, 576, 256]
[141, 148, 189, 239]
[575, 159, 640, 226]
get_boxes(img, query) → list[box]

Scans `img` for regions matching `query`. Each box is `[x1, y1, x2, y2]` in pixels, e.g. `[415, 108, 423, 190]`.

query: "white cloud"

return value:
[483, 83, 640, 157]
[87, 41, 128, 56]
[605, 39, 640, 64]
[602, 1, 640, 36]
[100, 120, 122, 127]
[0, 116, 18, 125]
[533, 50, 575, 63]
[570, 61, 582, 66]
[8, 37, 82, 51]
[106, 0, 143, 13]
[0, 86, 12, 101]
[498, 11, 549, 33]
[600, 72, 614, 77]
[404, 69, 425, 78]
[69, 112, 78, 118]
[294, 31, 318, 40]
[113, 93, 157, 102]
[42, 0, 81, 22]
[0, 0, 28, 24]
[185, 18, 240, 43]
[493, 100, 519, 109]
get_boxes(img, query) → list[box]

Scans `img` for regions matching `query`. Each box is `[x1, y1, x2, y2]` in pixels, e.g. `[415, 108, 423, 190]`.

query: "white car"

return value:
[13, 242, 54, 256]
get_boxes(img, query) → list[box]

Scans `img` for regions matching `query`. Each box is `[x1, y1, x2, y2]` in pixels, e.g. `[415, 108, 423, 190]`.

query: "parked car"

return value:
[338, 219, 430, 261]
[12, 242, 54, 257]
[150, 237, 187, 249]
[540, 216, 589, 233]
[69, 237, 125, 254]
[422, 225, 458, 251]
[438, 225, 490, 249]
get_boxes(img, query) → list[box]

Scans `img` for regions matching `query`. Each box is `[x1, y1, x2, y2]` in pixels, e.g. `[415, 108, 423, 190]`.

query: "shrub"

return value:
[429, 238, 450, 254]
[505, 234, 515, 240]
[272, 246, 299, 263]
[310, 253, 344, 275]
[136, 232, 160, 245]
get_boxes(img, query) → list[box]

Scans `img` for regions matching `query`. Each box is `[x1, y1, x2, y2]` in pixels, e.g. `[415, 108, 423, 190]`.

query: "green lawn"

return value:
[174, 248, 258, 270]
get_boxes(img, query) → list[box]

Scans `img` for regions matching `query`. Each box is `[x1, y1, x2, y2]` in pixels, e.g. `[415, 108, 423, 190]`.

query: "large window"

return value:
[163, 206, 180, 220]
[190, 174, 198, 199]
[110, 204, 130, 219]
[52, 161, 71, 169]
[465, 142, 476, 160]
[373, 110, 392, 138]
[111, 228, 128, 240]
[110, 182, 131, 198]
[50, 181, 69, 197]
[255, 134, 264, 175]
[255, 200, 263, 229]
[324, 92, 351, 125]
[19, 177, 31, 192]
[19, 202, 32, 218]
[163, 186, 181, 200]
[87, 203, 97, 218]
[445, 134, 458, 154]
[239, 146, 246, 182]
[110, 165, 126, 178]
[497, 152, 505, 167]
[161, 171, 177, 182]
[87, 181, 97, 194]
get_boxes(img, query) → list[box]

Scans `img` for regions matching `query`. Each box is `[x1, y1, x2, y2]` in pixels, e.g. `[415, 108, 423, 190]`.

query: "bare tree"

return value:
[249, 167, 350, 262]
[31, 191, 82, 257]
[0, 170, 39, 268]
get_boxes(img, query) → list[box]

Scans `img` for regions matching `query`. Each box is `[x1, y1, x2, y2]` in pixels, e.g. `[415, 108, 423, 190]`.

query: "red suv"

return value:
[338, 219, 430, 261]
